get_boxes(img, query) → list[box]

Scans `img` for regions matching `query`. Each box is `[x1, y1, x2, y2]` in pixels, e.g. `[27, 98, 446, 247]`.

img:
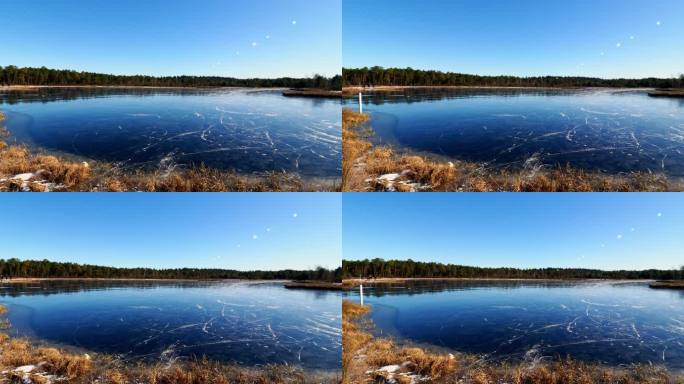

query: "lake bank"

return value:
[343, 300, 682, 384]
[0, 280, 342, 376]
[345, 278, 684, 377]
[0, 142, 324, 191]
[342, 108, 682, 192]
[0, 106, 340, 192]
[0, 305, 339, 384]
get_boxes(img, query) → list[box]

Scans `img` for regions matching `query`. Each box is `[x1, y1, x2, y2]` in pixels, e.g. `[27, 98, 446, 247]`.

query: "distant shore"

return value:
[649, 280, 684, 289]
[343, 277, 656, 285]
[648, 88, 684, 97]
[284, 281, 348, 290]
[0, 85, 285, 91]
[342, 85, 654, 93]
[282, 88, 342, 98]
[1, 277, 336, 286]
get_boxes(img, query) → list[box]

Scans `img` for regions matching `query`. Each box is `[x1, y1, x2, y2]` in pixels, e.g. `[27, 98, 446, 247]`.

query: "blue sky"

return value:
[343, 194, 684, 271]
[343, 0, 684, 79]
[0, 194, 341, 270]
[0, 0, 341, 78]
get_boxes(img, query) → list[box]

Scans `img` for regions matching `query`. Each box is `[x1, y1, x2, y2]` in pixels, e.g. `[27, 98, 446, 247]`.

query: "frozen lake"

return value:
[1, 280, 342, 370]
[352, 280, 684, 369]
[1, 88, 341, 179]
[344, 88, 684, 177]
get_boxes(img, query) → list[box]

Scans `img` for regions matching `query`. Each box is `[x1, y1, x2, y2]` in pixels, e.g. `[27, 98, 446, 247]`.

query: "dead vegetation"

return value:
[0, 111, 330, 192]
[0, 304, 338, 384]
[342, 109, 371, 191]
[342, 108, 682, 192]
[343, 300, 682, 384]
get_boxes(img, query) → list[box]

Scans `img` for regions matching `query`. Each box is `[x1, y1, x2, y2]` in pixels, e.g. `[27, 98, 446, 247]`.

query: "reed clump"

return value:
[342, 109, 371, 191]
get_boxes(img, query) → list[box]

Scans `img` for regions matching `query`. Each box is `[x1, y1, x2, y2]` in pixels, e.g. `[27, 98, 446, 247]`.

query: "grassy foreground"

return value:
[0, 305, 337, 384]
[0, 111, 332, 192]
[343, 300, 681, 384]
[342, 108, 682, 192]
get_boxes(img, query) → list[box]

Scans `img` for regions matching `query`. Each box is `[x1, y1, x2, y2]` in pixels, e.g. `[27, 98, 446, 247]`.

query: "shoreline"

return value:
[648, 88, 684, 98]
[0, 85, 282, 91]
[342, 108, 682, 192]
[1, 109, 340, 192]
[342, 277, 656, 285]
[1, 277, 338, 287]
[284, 281, 348, 290]
[0, 304, 339, 383]
[282, 88, 342, 98]
[1, 85, 344, 98]
[649, 280, 684, 289]
[342, 85, 655, 93]
[342, 300, 684, 383]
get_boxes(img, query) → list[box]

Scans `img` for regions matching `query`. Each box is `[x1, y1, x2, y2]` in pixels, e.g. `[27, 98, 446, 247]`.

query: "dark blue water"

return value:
[0, 280, 341, 369]
[352, 280, 684, 369]
[344, 88, 684, 177]
[0, 88, 341, 179]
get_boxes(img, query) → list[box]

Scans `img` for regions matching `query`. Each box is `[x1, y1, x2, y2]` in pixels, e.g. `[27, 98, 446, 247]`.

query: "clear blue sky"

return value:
[0, 194, 341, 271]
[0, 0, 341, 78]
[343, 0, 684, 79]
[343, 194, 684, 271]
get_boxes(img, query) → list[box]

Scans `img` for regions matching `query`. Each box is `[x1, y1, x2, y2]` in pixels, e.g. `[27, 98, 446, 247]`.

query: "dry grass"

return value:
[0, 111, 328, 192]
[342, 108, 371, 191]
[343, 300, 458, 383]
[342, 301, 682, 384]
[101, 165, 311, 192]
[342, 109, 683, 192]
[342, 300, 373, 384]
[0, 304, 337, 383]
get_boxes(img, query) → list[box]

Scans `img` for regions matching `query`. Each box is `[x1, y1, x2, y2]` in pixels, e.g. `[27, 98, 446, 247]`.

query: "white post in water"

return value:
[358, 92, 363, 114]
[359, 284, 364, 306]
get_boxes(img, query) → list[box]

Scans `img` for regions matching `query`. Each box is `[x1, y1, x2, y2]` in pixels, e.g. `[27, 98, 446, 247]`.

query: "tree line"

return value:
[343, 258, 684, 280]
[343, 66, 684, 88]
[0, 66, 342, 90]
[0, 258, 341, 282]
